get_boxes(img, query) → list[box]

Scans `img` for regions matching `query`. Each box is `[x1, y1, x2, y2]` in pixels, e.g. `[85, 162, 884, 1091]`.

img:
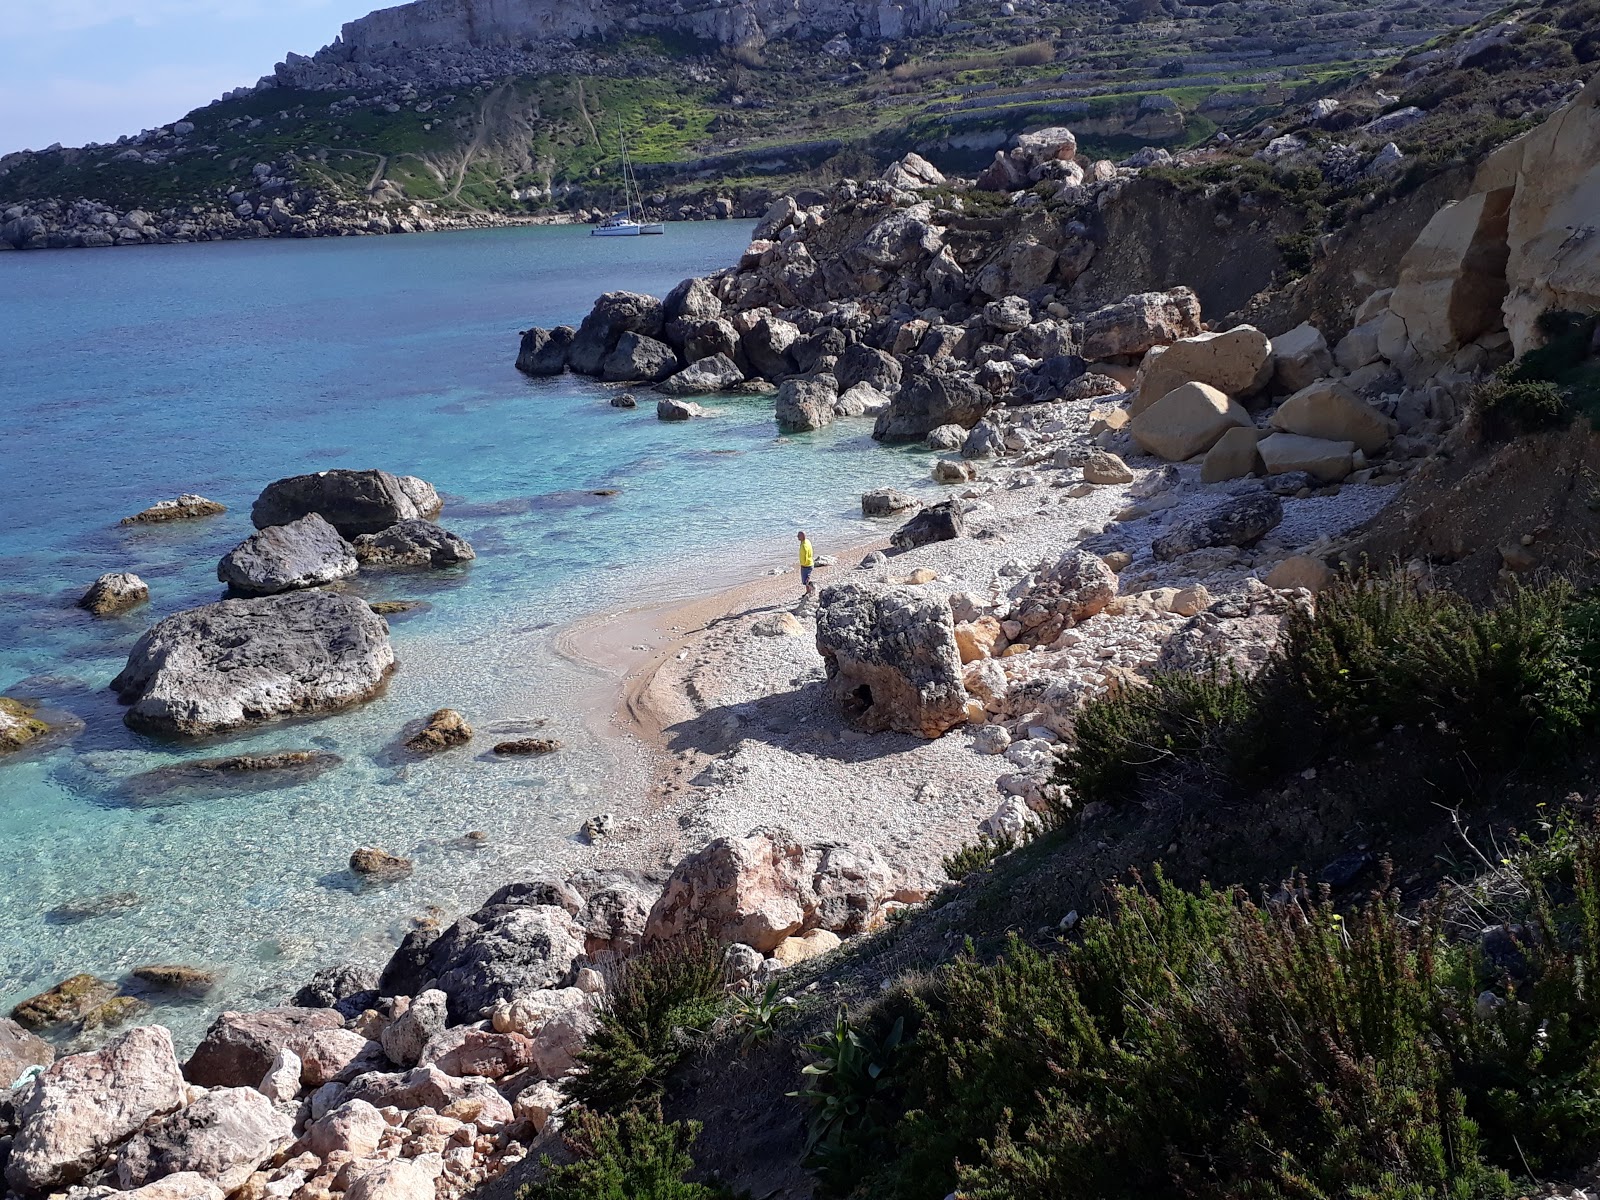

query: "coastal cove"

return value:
[0, 221, 936, 1045]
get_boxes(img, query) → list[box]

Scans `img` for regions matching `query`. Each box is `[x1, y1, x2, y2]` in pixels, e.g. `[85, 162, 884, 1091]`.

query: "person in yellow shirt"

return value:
[797, 530, 816, 595]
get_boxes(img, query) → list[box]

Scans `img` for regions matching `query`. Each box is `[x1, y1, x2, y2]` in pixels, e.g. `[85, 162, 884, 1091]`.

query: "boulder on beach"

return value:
[815, 582, 969, 738]
[1152, 492, 1284, 560]
[5, 1026, 186, 1193]
[1, 1015, 53, 1087]
[351, 519, 475, 569]
[120, 494, 226, 526]
[862, 488, 919, 517]
[645, 834, 813, 953]
[890, 500, 964, 550]
[1079, 287, 1203, 361]
[251, 469, 441, 538]
[217, 514, 358, 595]
[872, 361, 990, 442]
[78, 572, 149, 616]
[111, 591, 395, 736]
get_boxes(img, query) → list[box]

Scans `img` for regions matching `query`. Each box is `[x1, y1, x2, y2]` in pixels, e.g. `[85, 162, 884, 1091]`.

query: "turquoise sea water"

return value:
[0, 223, 929, 1043]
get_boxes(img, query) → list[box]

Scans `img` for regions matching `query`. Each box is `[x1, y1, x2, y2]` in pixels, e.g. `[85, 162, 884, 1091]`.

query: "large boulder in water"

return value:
[814, 582, 968, 739]
[5, 1026, 186, 1193]
[515, 325, 575, 376]
[251, 470, 440, 538]
[657, 353, 744, 396]
[567, 291, 665, 376]
[217, 514, 358, 595]
[111, 591, 395, 736]
[775, 376, 838, 433]
[351, 520, 475, 569]
[601, 332, 680, 382]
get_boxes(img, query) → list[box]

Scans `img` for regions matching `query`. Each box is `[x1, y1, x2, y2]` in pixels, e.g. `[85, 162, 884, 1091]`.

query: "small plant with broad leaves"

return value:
[791, 1009, 906, 1188]
[726, 976, 797, 1050]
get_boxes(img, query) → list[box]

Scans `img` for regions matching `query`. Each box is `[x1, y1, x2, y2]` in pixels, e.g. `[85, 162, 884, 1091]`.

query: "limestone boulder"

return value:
[1132, 325, 1273, 414]
[889, 499, 964, 551]
[645, 834, 815, 952]
[1201, 426, 1264, 483]
[217, 514, 357, 595]
[1258, 433, 1355, 482]
[862, 488, 919, 517]
[1271, 324, 1334, 392]
[575, 877, 658, 961]
[1152, 493, 1283, 561]
[657, 353, 744, 396]
[114, 1173, 225, 1200]
[662, 276, 723, 347]
[1082, 451, 1134, 485]
[682, 317, 740, 364]
[6, 1027, 186, 1193]
[1265, 555, 1336, 592]
[1500, 73, 1600, 355]
[1333, 319, 1385, 372]
[1270, 380, 1395, 454]
[776, 376, 838, 433]
[251, 470, 440, 537]
[1078, 287, 1203, 361]
[835, 382, 890, 417]
[488, 988, 596, 1078]
[814, 582, 968, 738]
[772, 929, 842, 967]
[741, 315, 801, 379]
[380, 990, 447, 1069]
[1130, 382, 1253, 462]
[345, 1159, 438, 1200]
[184, 1008, 345, 1088]
[114, 1086, 294, 1193]
[344, 1065, 512, 1126]
[418, 1027, 534, 1080]
[514, 326, 574, 376]
[351, 520, 475, 569]
[111, 591, 395, 736]
[1388, 188, 1515, 362]
[79, 572, 149, 616]
[0, 1016, 53, 1089]
[307, 1098, 386, 1158]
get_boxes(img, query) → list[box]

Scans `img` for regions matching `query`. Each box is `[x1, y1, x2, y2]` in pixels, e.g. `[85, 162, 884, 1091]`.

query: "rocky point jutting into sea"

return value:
[4, 44, 1598, 1200]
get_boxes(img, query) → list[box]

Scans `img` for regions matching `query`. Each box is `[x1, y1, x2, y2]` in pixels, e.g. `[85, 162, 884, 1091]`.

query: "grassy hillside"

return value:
[0, 0, 1538, 224]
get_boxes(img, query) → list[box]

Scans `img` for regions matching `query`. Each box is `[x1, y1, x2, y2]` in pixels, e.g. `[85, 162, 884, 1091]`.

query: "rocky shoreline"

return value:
[3, 72, 1596, 1200]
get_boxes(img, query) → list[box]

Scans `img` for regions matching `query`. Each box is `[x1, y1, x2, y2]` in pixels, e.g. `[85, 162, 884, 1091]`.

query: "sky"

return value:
[0, 0, 389, 155]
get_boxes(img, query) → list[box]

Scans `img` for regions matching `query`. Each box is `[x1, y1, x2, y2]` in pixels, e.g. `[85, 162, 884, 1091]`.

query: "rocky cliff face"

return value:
[334, 0, 956, 57]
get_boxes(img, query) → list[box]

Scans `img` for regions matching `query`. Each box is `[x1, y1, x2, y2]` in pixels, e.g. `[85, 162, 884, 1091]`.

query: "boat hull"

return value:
[591, 224, 642, 237]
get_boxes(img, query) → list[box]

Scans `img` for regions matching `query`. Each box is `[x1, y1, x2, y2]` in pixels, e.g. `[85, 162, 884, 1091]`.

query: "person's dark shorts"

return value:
[802, 566, 814, 586]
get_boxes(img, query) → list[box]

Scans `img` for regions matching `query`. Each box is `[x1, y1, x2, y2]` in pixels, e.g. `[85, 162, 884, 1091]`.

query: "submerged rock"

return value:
[129, 965, 220, 997]
[78, 572, 149, 616]
[350, 847, 413, 879]
[351, 519, 475, 569]
[217, 513, 358, 595]
[0, 696, 50, 754]
[251, 470, 441, 538]
[405, 708, 472, 752]
[10, 974, 119, 1031]
[111, 591, 395, 736]
[121, 750, 343, 804]
[492, 737, 562, 755]
[120, 494, 226, 525]
[657, 397, 710, 421]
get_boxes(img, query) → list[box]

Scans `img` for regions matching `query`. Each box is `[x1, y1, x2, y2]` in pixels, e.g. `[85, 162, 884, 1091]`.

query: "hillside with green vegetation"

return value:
[5, 0, 1574, 239]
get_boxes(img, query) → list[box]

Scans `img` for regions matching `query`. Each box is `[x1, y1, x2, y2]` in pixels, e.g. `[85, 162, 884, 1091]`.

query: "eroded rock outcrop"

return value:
[217, 514, 358, 595]
[111, 591, 395, 736]
[351, 520, 475, 569]
[815, 582, 967, 738]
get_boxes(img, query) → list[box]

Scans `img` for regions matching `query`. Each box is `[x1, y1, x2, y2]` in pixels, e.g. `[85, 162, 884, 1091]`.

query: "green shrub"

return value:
[1058, 574, 1599, 808]
[568, 936, 726, 1114]
[1504, 310, 1600, 425]
[517, 1106, 732, 1200]
[1477, 377, 1572, 439]
[941, 832, 1016, 881]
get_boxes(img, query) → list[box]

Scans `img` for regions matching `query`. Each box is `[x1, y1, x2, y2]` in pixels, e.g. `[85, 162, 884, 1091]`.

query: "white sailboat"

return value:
[591, 126, 664, 237]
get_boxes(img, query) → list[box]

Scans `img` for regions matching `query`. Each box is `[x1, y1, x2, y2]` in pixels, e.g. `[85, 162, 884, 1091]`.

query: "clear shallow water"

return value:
[0, 224, 931, 1044]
